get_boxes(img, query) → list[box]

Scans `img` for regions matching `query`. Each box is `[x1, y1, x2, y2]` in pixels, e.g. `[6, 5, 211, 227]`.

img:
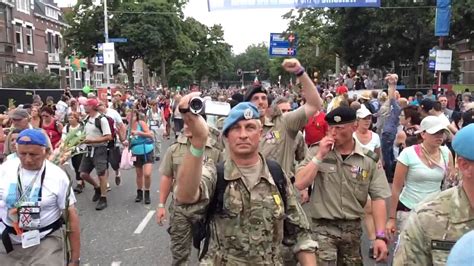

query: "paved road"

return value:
[71, 138, 391, 265]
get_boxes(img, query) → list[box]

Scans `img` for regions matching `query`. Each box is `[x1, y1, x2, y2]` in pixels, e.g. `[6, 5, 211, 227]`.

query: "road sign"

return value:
[103, 42, 115, 64]
[269, 33, 297, 57]
[97, 54, 104, 64]
[435, 49, 452, 71]
[428, 49, 436, 71]
[109, 38, 128, 43]
[207, 0, 380, 11]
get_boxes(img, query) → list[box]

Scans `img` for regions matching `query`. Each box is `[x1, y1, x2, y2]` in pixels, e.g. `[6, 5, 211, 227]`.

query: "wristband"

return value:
[190, 144, 204, 157]
[376, 231, 386, 238]
[375, 236, 388, 244]
[158, 203, 165, 208]
[295, 67, 305, 77]
[311, 156, 323, 166]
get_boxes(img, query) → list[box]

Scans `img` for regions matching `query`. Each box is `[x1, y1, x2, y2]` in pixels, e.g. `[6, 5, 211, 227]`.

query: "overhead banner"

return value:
[207, 0, 381, 11]
[435, 0, 451, 37]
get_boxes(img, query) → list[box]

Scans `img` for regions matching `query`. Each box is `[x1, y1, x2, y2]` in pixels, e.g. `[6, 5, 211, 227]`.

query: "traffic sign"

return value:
[428, 49, 436, 71]
[97, 54, 104, 64]
[109, 38, 128, 43]
[269, 33, 297, 57]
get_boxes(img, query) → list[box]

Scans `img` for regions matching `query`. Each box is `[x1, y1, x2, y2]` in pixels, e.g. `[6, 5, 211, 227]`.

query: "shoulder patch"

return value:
[365, 150, 379, 162]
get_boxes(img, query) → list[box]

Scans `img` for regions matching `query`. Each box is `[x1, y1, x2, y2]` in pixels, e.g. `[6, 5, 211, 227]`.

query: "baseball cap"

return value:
[356, 105, 372, 119]
[222, 102, 260, 136]
[9, 109, 29, 120]
[336, 85, 348, 95]
[415, 115, 449, 134]
[86, 98, 99, 107]
[452, 124, 474, 161]
[16, 129, 48, 147]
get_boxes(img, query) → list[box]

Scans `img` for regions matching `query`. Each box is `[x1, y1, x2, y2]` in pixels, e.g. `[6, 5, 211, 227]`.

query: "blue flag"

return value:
[435, 0, 451, 37]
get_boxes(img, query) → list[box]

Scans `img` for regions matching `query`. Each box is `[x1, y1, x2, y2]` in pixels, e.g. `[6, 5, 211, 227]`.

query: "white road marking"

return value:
[111, 262, 122, 266]
[124, 246, 144, 251]
[133, 210, 156, 234]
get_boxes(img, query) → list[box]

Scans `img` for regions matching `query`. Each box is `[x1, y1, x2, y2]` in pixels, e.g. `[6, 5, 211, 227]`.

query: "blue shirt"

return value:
[382, 98, 401, 136]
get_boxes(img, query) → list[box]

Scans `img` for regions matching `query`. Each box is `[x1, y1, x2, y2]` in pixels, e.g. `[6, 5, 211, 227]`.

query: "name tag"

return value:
[322, 158, 337, 164]
[431, 240, 456, 251]
[22, 230, 40, 249]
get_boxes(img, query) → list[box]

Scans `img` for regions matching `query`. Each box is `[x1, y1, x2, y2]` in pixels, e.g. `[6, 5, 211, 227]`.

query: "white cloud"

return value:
[55, 0, 291, 55]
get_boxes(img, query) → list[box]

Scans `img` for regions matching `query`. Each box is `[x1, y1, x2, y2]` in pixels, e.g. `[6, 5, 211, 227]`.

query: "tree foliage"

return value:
[4, 71, 60, 89]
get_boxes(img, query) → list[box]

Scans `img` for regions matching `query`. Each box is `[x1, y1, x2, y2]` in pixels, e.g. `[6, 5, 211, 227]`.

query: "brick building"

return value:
[0, 0, 70, 87]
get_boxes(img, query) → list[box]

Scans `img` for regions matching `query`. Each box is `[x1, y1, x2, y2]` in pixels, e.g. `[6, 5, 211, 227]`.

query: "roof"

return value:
[33, 0, 68, 26]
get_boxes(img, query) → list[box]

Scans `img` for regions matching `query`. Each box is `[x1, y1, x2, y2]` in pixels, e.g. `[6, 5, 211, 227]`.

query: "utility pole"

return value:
[103, 0, 112, 106]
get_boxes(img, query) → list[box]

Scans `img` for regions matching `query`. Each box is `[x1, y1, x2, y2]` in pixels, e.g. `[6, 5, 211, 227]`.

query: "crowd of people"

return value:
[0, 57, 473, 265]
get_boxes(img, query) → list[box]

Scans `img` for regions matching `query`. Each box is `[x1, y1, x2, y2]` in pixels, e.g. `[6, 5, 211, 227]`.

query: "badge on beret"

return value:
[334, 116, 341, 123]
[244, 108, 253, 120]
[18, 136, 31, 142]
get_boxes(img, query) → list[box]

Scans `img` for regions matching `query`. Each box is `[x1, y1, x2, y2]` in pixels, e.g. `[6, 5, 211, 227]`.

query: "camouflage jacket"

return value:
[177, 154, 317, 265]
[393, 185, 474, 266]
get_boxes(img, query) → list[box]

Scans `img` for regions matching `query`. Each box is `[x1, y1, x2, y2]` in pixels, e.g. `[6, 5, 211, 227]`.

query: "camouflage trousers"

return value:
[311, 218, 363, 266]
[167, 203, 193, 266]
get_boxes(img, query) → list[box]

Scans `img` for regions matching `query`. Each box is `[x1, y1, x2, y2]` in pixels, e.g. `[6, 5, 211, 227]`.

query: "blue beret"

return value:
[447, 230, 474, 266]
[16, 129, 48, 147]
[222, 102, 260, 136]
[452, 124, 474, 161]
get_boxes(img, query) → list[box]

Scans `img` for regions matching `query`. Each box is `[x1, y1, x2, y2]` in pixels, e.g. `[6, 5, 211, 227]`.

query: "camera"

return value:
[189, 97, 231, 117]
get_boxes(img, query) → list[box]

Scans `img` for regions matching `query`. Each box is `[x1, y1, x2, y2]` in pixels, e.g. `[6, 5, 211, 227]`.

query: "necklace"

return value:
[420, 144, 441, 168]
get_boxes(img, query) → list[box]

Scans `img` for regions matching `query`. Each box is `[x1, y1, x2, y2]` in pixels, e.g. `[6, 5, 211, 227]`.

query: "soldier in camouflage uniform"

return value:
[393, 124, 474, 265]
[174, 96, 318, 265]
[244, 59, 322, 178]
[156, 121, 223, 266]
[295, 106, 391, 265]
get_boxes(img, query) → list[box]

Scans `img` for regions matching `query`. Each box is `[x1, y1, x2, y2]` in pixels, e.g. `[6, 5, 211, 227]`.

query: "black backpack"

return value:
[86, 114, 116, 148]
[192, 159, 292, 260]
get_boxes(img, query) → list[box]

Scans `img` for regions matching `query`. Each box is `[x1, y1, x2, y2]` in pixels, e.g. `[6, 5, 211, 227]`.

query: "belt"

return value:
[1, 218, 64, 253]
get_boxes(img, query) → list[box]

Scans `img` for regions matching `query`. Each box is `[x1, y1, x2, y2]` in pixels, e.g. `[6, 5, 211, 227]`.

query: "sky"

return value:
[54, 0, 291, 55]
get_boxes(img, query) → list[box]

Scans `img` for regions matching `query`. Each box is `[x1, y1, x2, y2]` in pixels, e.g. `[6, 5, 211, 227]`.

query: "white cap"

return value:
[356, 105, 372, 119]
[415, 115, 449, 134]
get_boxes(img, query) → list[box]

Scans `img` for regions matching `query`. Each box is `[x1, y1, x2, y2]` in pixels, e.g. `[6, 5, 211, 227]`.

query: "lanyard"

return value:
[16, 165, 46, 204]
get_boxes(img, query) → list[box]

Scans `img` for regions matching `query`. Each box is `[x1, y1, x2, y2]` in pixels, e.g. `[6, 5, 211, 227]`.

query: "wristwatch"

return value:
[375, 236, 388, 244]
[158, 203, 165, 208]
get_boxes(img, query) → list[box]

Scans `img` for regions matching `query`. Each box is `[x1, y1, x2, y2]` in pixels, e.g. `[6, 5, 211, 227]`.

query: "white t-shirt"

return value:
[84, 113, 111, 146]
[397, 145, 450, 210]
[106, 108, 124, 128]
[353, 131, 381, 152]
[0, 159, 76, 243]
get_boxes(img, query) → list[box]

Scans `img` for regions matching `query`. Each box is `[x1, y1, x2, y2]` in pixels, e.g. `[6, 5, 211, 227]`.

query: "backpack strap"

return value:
[94, 115, 104, 134]
[266, 159, 288, 211]
[197, 161, 226, 260]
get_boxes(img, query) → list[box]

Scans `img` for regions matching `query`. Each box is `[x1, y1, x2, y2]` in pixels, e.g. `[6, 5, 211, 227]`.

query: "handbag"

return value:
[120, 148, 135, 170]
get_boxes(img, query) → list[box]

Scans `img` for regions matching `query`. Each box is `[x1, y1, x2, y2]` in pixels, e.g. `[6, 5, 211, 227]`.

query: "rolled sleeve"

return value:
[283, 107, 308, 138]
[369, 162, 391, 200]
[284, 176, 318, 253]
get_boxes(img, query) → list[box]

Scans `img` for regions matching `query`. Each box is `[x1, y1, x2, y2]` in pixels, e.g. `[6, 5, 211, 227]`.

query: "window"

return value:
[74, 71, 81, 80]
[54, 34, 60, 52]
[15, 24, 22, 52]
[16, 0, 29, 13]
[6, 8, 12, 43]
[25, 26, 33, 53]
[47, 32, 53, 53]
[45, 7, 58, 20]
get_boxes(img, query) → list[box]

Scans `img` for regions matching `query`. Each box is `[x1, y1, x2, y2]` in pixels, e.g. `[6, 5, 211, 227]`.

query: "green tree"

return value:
[5, 71, 60, 89]
[233, 43, 270, 83]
